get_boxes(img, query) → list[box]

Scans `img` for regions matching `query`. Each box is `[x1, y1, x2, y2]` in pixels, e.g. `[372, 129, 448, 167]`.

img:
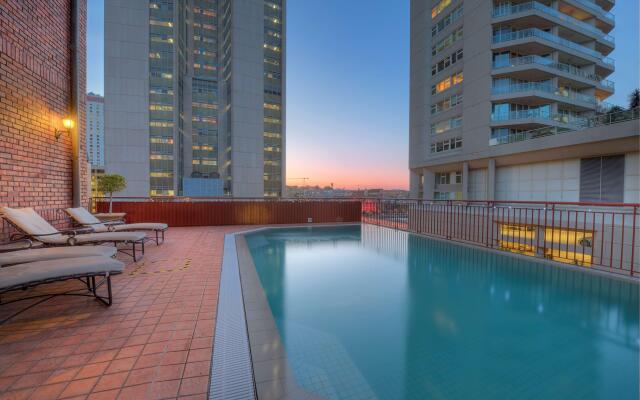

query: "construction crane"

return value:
[288, 177, 310, 185]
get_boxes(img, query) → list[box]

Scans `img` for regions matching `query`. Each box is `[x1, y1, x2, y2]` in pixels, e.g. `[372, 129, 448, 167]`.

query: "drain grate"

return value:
[209, 235, 256, 399]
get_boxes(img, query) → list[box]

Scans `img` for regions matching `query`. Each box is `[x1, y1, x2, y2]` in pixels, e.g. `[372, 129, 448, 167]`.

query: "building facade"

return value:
[409, 0, 638, 203]
[105, 0, 285, 197]
[87, 93, 105, 170]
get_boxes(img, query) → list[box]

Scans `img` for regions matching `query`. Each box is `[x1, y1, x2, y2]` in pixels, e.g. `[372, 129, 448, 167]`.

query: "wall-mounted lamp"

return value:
[55, 118, 75, 140]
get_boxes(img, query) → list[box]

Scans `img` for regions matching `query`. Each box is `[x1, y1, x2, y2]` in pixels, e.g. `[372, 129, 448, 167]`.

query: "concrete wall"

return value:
[495, 160, 580, 202]
[0, 0, 88, 209]
[229, 0, 265, 197]
[104, 0, 150, 197]
[624, 152, 640, 203]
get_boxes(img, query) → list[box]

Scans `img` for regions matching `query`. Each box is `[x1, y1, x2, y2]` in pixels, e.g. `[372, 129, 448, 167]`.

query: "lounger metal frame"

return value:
[0, 270, 121, 324]
[70, 218, 167, 245]
[3, 220, 145, 262]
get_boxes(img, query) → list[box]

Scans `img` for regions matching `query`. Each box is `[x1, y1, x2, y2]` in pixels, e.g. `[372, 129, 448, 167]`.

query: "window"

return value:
[432, 49, 463, 76]
[579, 155, 624, 202]
[432, 72, 463, 95]
[432, 0, 452, 19]
[432, 5, 463, 37]
[430, 137, 462, 153]
[431, 116, 462, 135]
[432, 27, 463, 56]
[431, 93, 463, 115]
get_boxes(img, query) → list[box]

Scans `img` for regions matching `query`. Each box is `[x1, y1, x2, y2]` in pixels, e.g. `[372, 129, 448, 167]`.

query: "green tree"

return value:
[97, 174, 127, 213]
[629, 88, 640, 110]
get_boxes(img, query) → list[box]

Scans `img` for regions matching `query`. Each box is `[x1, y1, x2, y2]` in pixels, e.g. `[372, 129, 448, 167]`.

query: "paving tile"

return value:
[87, 389, 120, 400]
[177, 376, 209, 397]
[29, 382, 67, 400]
[59, 377, 99, 398]
[75, 362, 110, 380]
[182, 362, 209, 379]
[44, 368, 81, 384]
[104, 358, 136, 375]
[92, 372, 128, 392]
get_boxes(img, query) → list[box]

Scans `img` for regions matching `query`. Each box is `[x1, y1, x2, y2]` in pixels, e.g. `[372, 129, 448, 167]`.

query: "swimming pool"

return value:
[243, 224, 639, 400]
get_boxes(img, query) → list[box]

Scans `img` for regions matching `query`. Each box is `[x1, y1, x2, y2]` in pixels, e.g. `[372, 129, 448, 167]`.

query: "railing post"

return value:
[631, 206, 637, 276]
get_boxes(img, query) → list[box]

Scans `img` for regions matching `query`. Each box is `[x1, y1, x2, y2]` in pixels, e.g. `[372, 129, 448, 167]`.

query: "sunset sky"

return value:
[87, 0, 639, 190]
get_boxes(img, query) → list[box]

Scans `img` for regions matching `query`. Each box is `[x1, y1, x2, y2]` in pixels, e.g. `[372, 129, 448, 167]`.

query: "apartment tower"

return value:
[105, 0, 285, 197]
[87, 93, 105, 170]
[410, 0, 638, 203]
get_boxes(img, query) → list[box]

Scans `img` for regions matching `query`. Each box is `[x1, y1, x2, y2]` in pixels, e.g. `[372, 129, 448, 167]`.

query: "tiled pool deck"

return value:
[0, 226, 247, 400]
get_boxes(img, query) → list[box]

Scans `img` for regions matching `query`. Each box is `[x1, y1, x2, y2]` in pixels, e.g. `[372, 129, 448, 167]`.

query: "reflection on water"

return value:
[245, 225, 639, 400]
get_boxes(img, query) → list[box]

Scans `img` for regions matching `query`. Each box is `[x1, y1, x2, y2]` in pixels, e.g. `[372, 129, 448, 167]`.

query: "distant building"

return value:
[409, 0, 638, 203]
[104, 0, 286, 198]
[86, 93, 105, 170]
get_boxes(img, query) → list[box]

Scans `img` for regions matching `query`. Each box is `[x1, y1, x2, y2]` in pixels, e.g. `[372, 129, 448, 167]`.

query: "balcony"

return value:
[492, 28, 615, 70]
[491, 108, 587, 126]
[492, 56, 614, 91]
[561, 0, 615, 27]
[491, 82, 607, 112]
[490, 107, 639, 145]
[492, 2, 614, 48]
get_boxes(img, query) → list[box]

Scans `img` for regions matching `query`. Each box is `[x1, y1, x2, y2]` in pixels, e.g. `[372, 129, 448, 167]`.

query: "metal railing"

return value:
[492, 28, 615, 67]
[492, 56, 615, 89]
[490, 108, 640, 145]
[490, 109, 587, 126]
[363, 199, 639, 277]
[492, 2, 614, 44]
[4, 198, 638, 277]
[492, 82, 600, 104]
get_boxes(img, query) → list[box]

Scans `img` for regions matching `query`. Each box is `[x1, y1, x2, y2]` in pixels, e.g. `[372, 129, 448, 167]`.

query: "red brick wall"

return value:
[0, 0, 88, 210]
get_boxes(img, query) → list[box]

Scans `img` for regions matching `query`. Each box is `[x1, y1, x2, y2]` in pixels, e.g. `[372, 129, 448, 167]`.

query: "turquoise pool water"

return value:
[245, 225, 639, 400]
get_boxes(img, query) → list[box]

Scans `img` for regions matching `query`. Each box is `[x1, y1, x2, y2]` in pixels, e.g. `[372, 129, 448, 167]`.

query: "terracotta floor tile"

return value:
[10, 371, 51, 390]
[116, 383, 151, 400]
[133, 354, 163, 370]
[124, 367, 155, 387]
[0, 388, 35, 400]
[160, 352, 188, 366]
[44, 368, 80, 384]
[185, 349, 211, 364]
[177, 376, 208, 397]
[75, 362, 110, 380]
[89, 350, 118, 364]
[29, 382, 67, 400]
[92, 372, 128, 393]
[155, 364, 184, 382]
[182, 362, 209, 379]
[104, 358, 136, 375]
[148, 379, 180, 399]
[87, 389, 120, 400]
[58, 377, 98, 398]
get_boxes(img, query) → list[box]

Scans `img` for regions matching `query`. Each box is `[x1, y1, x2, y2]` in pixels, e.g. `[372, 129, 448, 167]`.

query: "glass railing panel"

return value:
[492, 1, 613, 44]
[492, 29, 614, 67]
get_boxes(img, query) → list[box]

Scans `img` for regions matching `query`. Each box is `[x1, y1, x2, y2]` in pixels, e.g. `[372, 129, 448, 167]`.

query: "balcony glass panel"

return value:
[492, 28, 615, 67]
[492, 2, 614, 44]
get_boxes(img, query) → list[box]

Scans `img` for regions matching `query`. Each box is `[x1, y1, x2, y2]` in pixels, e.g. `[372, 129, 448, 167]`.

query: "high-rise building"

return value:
[410, 0, 639, 203]
[87, 93, 105, 170]
[105, 0, 285, 197]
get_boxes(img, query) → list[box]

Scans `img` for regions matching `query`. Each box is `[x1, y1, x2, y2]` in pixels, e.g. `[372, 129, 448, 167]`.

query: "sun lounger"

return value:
[0, 207, 146, 261]
[66, 207, 168, 244]
[0, 246, 117, 267]
[0, 256, 124, 324]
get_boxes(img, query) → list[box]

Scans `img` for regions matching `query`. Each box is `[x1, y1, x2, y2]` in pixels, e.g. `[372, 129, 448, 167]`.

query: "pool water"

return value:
[244, 225, 639, 400]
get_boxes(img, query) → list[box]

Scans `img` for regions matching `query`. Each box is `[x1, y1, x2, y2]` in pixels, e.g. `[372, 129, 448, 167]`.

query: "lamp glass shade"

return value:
[62, 118, 74, 129]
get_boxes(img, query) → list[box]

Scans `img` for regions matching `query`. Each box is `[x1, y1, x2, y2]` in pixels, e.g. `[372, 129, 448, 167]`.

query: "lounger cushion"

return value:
[0, 246, 117, 267]
[1, 207, 66, 242]
[66, 207, 168, 232]
[65, 207, 103, 225]
[0, 256, 124, 291]
[96, 223, 168, 232]
[41, 231, 147, 245]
